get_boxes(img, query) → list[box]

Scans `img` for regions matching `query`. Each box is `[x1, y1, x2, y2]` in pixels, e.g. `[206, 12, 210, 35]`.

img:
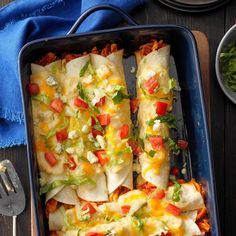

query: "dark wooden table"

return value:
[0, 0, 236, 235]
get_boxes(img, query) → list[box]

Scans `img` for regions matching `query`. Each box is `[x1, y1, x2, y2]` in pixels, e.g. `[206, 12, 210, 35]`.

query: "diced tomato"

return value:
[74, 97, 88, 108]
[85, 233, 105, 236]
[50, 98, 64, 113]
[46, 199, 58, 214]
[130, 98, 140, 113]
[149, 136, 164, 150]
[153, 189, 165, 200]
[165, 203, 181, 216]
[128, 139, 143, 156]
[44, 152, 57, 166]
[62, 204, 74, 210]
[50, 231, 60, 236]
[144, 76, 159, 94]
[160, 232, 172, 236]
[28, 83, 39, 96]
[121, 205, 131, 214]
[94, 150, 108, 166]
[119, 124, 129, 139]
[56, 129, 68, 143]
[156, 101, 168, 116]
[170, 166, 179, 176]
[95, 96, 106, 107]
[91, 117, 96, 126]
[97, 114, 110, 126]
[177, 139, 188, 150]
[65, 156, 77, 170]
[81, 202, 96, 214]
[91, 128, 103, 138]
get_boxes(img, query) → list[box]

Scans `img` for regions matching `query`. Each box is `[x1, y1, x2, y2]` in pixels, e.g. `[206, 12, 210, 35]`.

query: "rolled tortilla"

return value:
[90, 51, 133, 193]
[53, 186, 80, 205]
[80, 216, 138, 236]
[45, 174, 66, 203]
[136, 45, 173, 189]
[106, 158, 133, 194]
[165, 182, 205, 211]
[65, 54, 90, 97]
[77, 165, 108, 202]
[48, 207, 64, 231]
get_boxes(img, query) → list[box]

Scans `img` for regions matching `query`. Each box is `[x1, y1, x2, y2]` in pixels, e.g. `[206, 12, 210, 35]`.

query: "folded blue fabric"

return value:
[0, 0, 144, 148]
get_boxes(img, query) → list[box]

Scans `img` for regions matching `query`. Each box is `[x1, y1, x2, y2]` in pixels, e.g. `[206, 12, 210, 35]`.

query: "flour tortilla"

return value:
[136, 46, 172, 189]
[165, 183, 205, 211]
[77, 168, 108, 202]
[106, 159, 133, 194]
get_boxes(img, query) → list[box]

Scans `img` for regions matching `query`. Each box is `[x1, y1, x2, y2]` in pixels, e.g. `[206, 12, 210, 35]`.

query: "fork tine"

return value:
[0, 172, 15, 194]
[0, 179, 7, 198]
[3, 162, 19, 191]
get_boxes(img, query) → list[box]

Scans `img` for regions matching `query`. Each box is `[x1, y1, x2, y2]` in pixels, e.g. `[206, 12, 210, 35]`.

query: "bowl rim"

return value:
[215, 23, 236, 104]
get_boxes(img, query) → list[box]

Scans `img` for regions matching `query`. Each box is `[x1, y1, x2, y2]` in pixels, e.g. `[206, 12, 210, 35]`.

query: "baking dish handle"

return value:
[67, 4, 138, 35]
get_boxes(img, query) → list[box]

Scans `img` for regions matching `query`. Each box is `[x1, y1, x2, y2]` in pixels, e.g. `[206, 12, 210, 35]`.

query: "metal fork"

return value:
[0, 160, 26, 236]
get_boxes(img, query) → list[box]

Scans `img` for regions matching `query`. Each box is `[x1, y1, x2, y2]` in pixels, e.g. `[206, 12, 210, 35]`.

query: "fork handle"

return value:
[13, 215, 17, 236]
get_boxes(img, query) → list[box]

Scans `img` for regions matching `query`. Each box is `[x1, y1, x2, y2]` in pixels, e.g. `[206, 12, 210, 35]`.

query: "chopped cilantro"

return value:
[139, 138, 145, 149]
[146, 114, 176, 129]
[148, 150, 156, 157]
[77, 82, 99, 113]
[112, 86, 130, 104]
[165, 137, 180, 155]
[91, 114, 104, 133]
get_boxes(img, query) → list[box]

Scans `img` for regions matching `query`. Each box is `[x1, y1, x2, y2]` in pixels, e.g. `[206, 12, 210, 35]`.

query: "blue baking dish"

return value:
[18, 4, 220, 236]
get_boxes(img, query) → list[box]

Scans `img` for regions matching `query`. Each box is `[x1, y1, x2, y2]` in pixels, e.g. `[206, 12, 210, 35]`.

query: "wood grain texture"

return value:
[224, 1, 236, 235]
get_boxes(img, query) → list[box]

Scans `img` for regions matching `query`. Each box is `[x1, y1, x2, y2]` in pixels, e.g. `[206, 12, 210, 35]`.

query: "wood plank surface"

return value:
[1, 0, 236, 235]
[224, 1, 236, 235]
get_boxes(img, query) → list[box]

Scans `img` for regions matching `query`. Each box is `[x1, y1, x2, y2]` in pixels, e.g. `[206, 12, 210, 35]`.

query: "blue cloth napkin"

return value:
[0, 0, 144, 148]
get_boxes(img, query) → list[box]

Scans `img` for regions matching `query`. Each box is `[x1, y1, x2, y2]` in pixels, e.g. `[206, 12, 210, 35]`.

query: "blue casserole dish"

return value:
[18, 4, 220, 236]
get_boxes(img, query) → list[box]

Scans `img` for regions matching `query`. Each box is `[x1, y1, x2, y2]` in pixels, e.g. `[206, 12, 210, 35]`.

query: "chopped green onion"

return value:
[133, 215, 145, 232]
[107, 157, 125, 168]
[32, 94, 49, 104]
[79, 61, 90, 77]
[114, 147, 132, 155]
[171, 180, 182, 202]
[40, 176, 95, 195]
[45, 117, 68, 140]
[88, 63, 95, 75]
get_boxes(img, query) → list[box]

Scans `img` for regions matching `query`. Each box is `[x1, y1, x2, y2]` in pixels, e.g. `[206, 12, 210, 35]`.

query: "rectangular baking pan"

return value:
[18, 4, 220, 236]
